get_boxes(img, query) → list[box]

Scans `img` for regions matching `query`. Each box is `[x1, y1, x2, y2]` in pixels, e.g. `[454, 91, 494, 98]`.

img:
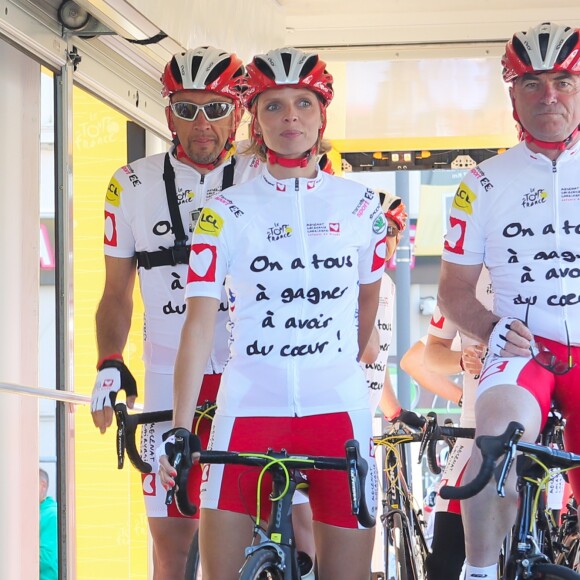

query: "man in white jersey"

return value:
[89, 47, 261, 579]
[438, 23, 580, 580]
[424, 269, 491, 580]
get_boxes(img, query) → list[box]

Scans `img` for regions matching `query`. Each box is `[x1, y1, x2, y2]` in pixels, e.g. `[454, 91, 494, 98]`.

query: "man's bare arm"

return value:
[357, 280, 382, 360]
[95, 255, 137, 359]
[437, 261, 497, 344]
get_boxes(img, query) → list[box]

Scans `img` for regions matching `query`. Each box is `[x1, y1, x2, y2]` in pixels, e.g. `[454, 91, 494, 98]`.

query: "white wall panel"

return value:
[0, 38, 40, 580]
[127, 0, 285, 60]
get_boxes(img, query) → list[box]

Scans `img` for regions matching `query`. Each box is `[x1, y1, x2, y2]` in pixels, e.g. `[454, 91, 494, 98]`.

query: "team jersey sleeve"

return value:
[184, 202, 229, 301]
[103, 168, 137, 258]
[358, 189, 387, 285]
[442, 168, 487, 265]
[427, 304, 459, 340]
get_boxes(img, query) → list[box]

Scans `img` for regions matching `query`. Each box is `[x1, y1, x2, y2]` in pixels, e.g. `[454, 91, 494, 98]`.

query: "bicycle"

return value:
[166, 429, 375, 580]
[440, 421, 580, 579]
[373, 413, 475, 580]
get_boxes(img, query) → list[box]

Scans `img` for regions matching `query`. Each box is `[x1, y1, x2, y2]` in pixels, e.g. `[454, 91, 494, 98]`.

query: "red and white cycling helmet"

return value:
[379, 191, 408, 231]
[161, 47, 245, 168]
[242, 47, 334, 109]
[502, 22, 580, 150]
[161, 46, 245, 101]
[242, 48, 334, 168]
[502, 22, 580, 82]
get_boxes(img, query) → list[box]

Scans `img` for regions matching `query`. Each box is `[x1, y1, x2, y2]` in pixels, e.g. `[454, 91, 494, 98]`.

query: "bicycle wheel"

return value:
[385, 512, 414, 580]
[184, 530, 201, 580]
[532, 562, 580, 579]
[239, 548, 284, 580]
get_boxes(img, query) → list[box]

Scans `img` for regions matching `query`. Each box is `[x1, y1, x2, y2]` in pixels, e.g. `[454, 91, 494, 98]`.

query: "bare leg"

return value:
[148, 517, 197, 580]
[462, 385, 541, 566]
[199, 508, 255, 580]
[313, 521, 374, 580]
[293, 501, 316, 562]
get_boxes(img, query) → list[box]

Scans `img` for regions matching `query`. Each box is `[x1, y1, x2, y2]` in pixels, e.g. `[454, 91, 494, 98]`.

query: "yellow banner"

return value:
[73, 86, 148, 580]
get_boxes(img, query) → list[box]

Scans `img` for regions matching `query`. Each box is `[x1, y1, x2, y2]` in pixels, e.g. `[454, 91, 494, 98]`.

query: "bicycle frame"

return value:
[504, 455, 558, 578]
[377, 430, 430, 579]
[240, 461, 302, 580]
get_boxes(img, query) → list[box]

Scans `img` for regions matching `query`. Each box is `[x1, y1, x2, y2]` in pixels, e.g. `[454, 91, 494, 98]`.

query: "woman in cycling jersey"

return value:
[158, 47, 384, 580]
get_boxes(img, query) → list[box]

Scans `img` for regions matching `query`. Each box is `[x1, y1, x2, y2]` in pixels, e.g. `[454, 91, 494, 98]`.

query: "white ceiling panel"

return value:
[279, 0, 580, 57]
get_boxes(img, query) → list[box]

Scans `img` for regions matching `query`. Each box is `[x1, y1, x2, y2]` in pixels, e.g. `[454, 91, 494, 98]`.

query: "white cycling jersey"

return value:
[365, 273, 395, 413]
[442, 140, 580, 344]
[103, 147, 262, 373]
[185, 169, 387, 417]
[428, 268, 493, 427]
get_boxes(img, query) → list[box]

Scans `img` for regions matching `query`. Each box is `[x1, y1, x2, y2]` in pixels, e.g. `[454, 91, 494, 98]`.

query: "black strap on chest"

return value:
[136, 154, 236, 269]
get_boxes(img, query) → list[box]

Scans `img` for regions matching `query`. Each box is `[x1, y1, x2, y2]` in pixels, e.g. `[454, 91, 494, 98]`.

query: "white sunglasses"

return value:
[170, 101, 235, 122]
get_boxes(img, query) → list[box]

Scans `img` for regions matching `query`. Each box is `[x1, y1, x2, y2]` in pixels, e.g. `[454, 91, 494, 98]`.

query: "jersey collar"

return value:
[261, 168, 325, 193]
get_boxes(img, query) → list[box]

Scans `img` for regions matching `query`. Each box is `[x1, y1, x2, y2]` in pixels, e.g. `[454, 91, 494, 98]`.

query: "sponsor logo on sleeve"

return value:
[372, 214, 387, 234]
[452, 183, 477, 214]
[352, 198, 369, 216]
[187, 243, 217, 283]
[444, 217, 467, 255]
[121, 165, 141, 187]
[104, 211, 117, 246]
[106, 177, 122, 206]
[194, 208, 224, 236]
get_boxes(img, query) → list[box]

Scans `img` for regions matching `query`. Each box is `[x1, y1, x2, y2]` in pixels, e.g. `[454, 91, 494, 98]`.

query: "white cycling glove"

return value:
[487, 317, 521, 357]
[91, 359, 137, 414]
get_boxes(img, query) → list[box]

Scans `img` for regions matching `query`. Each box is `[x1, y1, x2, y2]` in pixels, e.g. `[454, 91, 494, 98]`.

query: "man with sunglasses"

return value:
[89, 47, 263, 579]
[438, 22, 580, 580]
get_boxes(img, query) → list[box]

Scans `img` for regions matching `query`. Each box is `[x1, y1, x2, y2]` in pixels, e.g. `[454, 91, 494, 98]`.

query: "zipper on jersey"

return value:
[551, 159, 567, 335]
[291, 184, 309, 416]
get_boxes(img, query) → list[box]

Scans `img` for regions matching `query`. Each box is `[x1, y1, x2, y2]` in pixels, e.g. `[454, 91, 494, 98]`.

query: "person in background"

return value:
[360, 192, 415, 423]
[399, 336, 463, 410]
[39, 468, 58, 580]
[423, 268, 492, 580]
[90, 46, 262, 579]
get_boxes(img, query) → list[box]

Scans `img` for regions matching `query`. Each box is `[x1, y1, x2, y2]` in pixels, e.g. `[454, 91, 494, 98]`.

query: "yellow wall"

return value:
[73, 87, 148, 579]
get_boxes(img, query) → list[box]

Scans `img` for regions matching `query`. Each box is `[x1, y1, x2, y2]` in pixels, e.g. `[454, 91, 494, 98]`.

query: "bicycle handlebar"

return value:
[113, 402, 215, 474]
[171, 440, 376, 528]
[114, 404, 173, 473]
[373, 414, 475, 476]
[439, 421, 525, 500]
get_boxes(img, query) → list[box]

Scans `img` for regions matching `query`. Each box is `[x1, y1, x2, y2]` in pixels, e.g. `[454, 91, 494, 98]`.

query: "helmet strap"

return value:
[266, 147, 316, 168]
[513, 105, 579, 152]
[522, 127, 579, 151]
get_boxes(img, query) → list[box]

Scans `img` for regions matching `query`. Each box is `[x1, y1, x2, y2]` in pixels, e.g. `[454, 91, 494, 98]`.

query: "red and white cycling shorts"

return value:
[477, 336, 580, 496]
[140, 371, 220, 519]
[200, 409, 378, 529]
[434, 438, 473, 516]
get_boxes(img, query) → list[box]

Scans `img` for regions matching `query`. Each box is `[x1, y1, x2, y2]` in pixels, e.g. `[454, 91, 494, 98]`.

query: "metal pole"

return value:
[394, 171, 412, 410]
[55, 51, 76, 580]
